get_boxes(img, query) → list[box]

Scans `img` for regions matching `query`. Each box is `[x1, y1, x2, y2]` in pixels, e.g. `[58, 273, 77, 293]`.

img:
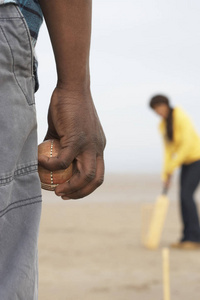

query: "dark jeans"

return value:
[180, 160, 200, 242]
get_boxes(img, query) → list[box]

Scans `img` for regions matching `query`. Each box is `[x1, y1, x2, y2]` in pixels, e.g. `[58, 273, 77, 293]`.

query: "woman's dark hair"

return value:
[149, 95, 174, 141]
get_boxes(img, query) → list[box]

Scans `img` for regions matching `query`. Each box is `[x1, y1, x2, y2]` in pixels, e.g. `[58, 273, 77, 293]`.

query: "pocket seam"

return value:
[0, 24, 33, 105]
[15, 6, 34, 77]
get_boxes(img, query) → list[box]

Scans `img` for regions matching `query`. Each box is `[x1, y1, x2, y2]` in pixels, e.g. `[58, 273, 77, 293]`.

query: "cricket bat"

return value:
[144, 189, 169, 250]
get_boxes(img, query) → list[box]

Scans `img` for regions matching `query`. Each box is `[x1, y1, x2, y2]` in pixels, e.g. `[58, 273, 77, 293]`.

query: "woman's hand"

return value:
[163, 174, 172, 191]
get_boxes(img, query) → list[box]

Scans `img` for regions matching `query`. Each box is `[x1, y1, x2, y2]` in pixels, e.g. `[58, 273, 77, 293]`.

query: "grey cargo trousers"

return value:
[0, 4, 42, 299]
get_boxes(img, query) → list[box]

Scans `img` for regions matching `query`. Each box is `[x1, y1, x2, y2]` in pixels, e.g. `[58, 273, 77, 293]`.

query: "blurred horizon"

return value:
[35, 0, 200, 174]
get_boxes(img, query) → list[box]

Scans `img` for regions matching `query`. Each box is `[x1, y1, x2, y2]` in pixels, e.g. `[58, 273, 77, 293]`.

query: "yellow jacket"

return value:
[159, 107, 200, 181]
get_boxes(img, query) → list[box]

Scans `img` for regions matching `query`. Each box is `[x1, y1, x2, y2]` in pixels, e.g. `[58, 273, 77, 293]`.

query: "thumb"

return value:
[38, 148, 76, 171]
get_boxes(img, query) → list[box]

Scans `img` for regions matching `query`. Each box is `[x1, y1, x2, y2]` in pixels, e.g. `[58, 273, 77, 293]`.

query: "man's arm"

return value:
[38, 0, 92, 90]
[38, 0, 106, 199]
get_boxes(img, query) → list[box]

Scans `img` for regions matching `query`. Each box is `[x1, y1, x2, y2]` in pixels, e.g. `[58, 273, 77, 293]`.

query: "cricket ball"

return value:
[38, 139, 73, 191]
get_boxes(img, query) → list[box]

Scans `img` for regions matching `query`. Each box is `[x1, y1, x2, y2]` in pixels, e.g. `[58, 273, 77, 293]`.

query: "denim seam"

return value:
[14, 169, 37, 178]
[0, 164, 38, 186]
[0, 200, 42, 218]
[0, 17, 21, 20]
[0, 194, 41, 214]
[15, 5, 33, 78]
[0, 24, 28, 103]
[14, 163, 38, 171]
[14, 164, 38, 176]
[0, 177, 13, 185]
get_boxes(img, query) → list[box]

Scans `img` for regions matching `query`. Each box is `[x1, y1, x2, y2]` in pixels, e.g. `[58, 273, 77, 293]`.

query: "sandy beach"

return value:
[38, 173, 200, 300]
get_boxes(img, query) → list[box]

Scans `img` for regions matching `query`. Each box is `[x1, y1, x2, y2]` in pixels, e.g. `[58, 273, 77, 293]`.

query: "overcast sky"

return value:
[35, 0, 200, 174]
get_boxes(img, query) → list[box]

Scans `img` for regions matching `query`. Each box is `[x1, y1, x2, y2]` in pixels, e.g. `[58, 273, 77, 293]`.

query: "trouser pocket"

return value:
[0, 5, 35, 105]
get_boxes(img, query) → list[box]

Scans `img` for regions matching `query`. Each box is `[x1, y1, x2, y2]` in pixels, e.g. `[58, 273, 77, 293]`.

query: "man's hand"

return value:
[38, 0, 106, 199]
[38, 87, 106, 199]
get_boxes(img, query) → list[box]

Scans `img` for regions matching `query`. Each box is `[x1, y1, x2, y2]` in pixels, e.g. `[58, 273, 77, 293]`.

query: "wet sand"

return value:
[38, 173, 200, 300]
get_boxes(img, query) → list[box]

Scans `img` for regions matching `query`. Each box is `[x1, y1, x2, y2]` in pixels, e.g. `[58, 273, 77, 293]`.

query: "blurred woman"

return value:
[150, 95, 200, 249]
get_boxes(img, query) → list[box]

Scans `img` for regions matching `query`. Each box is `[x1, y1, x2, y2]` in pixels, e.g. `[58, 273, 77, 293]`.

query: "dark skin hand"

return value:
[38, 0, 106, 200]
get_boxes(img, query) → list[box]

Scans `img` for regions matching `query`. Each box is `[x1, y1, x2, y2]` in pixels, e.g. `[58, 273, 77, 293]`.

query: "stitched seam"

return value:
[0, 200, 42, 218]
[0, 176, 13, 185]
[14, 169, 38, 178]
[0, 25, 28, 102]
[0, 195, 42, 214]
[14, 164, 38, 176]
[14, 163, 38, 173]
[16, 8, 33, 77]
[0, 17, 21, 20]
[0, 164, 38, 186]
[14, 5, 36, 95]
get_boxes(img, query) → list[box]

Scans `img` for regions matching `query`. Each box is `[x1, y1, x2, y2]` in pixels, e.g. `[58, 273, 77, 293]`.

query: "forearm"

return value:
[162, 142, 172, 181]
[38, 0, 106, 200]
[38, 0, 92, 91]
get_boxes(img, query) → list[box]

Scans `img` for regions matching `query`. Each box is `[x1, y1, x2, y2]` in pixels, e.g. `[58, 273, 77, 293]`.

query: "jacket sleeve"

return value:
[166, 116, 193, 173]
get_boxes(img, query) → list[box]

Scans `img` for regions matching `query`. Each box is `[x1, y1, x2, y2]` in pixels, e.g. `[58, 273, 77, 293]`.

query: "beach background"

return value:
[38, 173, 200, 300]
[35, 1, 200, 299]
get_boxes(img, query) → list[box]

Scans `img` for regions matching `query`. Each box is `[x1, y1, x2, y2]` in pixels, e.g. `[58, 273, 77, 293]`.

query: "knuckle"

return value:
[84, 170, 96, 183]
[59, 160, 70, 170]
[71, 191, 85, 200]
[76, 194, 85, 200]
[55, 185, 64, 195]
[55, 190, 60, 197]
[101, 132, 107, 149]
[96, 176, 104, 187]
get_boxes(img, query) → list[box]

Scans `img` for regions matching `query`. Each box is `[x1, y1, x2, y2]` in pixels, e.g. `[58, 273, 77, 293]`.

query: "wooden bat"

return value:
[143, 188, 169, 250]
[162, 248, 171, 300]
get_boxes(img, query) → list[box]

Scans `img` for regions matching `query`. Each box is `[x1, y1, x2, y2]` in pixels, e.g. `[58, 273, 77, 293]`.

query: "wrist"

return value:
[56, 73, 90, 94]
[53, 84, 93, 105]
